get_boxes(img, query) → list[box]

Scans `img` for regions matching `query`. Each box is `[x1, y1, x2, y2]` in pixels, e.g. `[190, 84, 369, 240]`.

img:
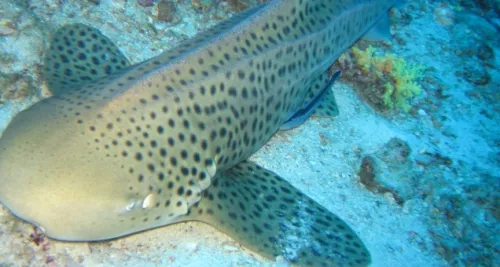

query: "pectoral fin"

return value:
[180, 160, 370, 266]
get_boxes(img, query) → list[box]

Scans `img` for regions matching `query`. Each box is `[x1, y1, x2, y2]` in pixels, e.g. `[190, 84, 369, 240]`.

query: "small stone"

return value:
[275, 256, 290, 267]
[476, 43, 494, 61]
[414, 152, 435, 166]
[222, 241, 239, 252]
[433, 7, 454, 26]
[378, 137, 411, 165]
[137, 0, 155, 7]
[456, 62, 490, 86]
[157, 1, 176, 22]
[183, 241, 199, 253]
[414, 150, 453, 167]
[490, 17, 500, 29]
[402, 199, 417, 214]
[0, 19, 16, 36]
[227, 0, 258, 11]
[230, 258, 254, 267]
[384, 192, 398, 205]
[191, 0, 217, 9]
[358, 156, 378, 191]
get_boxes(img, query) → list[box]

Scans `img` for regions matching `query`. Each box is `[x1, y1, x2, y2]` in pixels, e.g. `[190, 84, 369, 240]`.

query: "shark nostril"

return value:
[125, 202, 137, 212]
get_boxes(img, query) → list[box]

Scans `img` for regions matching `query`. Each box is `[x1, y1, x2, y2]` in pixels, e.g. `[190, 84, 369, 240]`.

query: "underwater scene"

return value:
[0, 0, 498, 266]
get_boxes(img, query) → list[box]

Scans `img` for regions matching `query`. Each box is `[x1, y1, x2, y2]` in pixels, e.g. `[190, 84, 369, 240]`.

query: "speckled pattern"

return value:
[0, 0, 498, 266]
[0, 0, 400, 266]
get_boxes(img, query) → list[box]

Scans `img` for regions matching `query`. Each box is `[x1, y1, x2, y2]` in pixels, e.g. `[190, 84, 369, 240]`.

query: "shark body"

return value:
[0, 0, 398, 265]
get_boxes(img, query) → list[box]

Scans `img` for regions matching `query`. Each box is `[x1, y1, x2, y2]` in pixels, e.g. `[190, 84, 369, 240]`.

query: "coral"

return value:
[351, 46, 423, 112]
[0, 72, 38, 104]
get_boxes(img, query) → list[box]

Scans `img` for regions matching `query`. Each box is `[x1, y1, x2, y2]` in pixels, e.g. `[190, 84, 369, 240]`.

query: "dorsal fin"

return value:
[43, 23, 130, 95]
[362, 14, 391, 41]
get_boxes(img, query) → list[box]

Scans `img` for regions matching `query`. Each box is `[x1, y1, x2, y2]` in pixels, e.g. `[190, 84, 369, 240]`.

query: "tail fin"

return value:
[181, 161, 371, 266]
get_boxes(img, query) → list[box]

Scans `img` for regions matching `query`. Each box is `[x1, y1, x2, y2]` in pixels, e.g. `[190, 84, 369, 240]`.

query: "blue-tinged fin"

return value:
[280, 70, 341, 131]
[43, 23, 130, 95]
[362, 0, 406, 41]
[362, 14, 391, 41]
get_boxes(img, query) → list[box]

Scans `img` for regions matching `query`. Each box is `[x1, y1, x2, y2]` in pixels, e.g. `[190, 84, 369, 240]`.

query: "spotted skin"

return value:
[187, 160, 371, 266]
[0, 0, 398, 266]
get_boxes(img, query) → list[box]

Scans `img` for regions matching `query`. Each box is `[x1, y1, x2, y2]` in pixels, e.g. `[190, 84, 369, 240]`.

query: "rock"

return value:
[222, 241, 239, 252]
[358, 156, 379, 191]
[433, 6, 454, 26]
[456, 62, 491, 86]
[226, 0, 259, 11]
[137, 0, 155, 7]
[475, 43, 495, 67]
[378, 138, 411, 165]
[414, 151, 453, 167]
[183, 241, 199, 253]
[191, 0, 217, 9]
[490, 17, 500, 29]
[474, 0, 500, 14]
[0, 18, 16, 36]
[157, 0, 176, 22]
[457, 13, 498, 42]
[358, 137, 417, 205]
[418, 109, 428, 116]
[275, 256, 291, 267]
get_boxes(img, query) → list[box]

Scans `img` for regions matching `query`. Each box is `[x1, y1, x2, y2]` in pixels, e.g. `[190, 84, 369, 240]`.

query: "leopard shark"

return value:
[0, 0, 399, 265]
